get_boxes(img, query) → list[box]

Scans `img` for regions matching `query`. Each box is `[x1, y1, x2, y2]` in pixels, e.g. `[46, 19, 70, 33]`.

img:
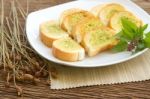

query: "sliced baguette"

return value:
[52, 37, 85, 62]
[99, 3, 125, 26]
[110, 11, 142, 33]
[72, 17, 104, 43]
[60, 9, 95, 35]
[82, 27, 118, 56]
[59, 8, 82, 29]
[40, 20, 68, 47]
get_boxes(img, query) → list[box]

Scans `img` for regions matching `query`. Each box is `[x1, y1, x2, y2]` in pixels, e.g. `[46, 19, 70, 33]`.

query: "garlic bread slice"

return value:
[82, 27, 117, 56]
[40, 20, 68, 47]
[52, 37, 85, 62]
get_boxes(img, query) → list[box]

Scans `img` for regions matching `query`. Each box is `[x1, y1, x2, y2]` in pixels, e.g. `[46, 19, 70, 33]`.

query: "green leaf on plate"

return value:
[113, 18, 150, 53]
[112, 39, 128, 52]
[121, 18, 137, 33]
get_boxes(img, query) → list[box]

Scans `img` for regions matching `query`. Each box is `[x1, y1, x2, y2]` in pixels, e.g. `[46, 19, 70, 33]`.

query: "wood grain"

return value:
[0, 0, 150, 98]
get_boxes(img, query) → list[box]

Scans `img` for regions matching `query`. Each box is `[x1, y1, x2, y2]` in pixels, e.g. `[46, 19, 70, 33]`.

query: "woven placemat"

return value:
[49, 50, 150, 89]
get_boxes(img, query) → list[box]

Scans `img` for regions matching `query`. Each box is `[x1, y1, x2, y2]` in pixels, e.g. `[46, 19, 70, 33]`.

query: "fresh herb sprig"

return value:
[112, 18, 150, 53]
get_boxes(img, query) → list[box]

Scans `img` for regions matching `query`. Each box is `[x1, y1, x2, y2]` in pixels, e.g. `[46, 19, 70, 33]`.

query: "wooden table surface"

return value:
[1, 0, 150, 98]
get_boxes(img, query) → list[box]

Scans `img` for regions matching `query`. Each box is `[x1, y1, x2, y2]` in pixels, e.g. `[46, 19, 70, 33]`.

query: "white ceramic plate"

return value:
[26, 0, 150, 68]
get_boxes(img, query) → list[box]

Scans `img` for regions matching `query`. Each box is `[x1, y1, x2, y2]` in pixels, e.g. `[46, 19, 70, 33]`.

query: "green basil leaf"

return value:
[136, 24, 148, 38]
[141, 24, 148, 32]
[122, 29, 134, 40]
[121, 18, 138, 32]
[112, 40, 128, 52]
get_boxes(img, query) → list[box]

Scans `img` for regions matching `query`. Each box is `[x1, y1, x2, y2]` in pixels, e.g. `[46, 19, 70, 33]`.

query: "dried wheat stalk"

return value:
[0, 0, 50, 96]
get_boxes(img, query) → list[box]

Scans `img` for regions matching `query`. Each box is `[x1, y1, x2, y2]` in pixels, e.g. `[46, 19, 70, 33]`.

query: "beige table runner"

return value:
[49, 50, 150, 89]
